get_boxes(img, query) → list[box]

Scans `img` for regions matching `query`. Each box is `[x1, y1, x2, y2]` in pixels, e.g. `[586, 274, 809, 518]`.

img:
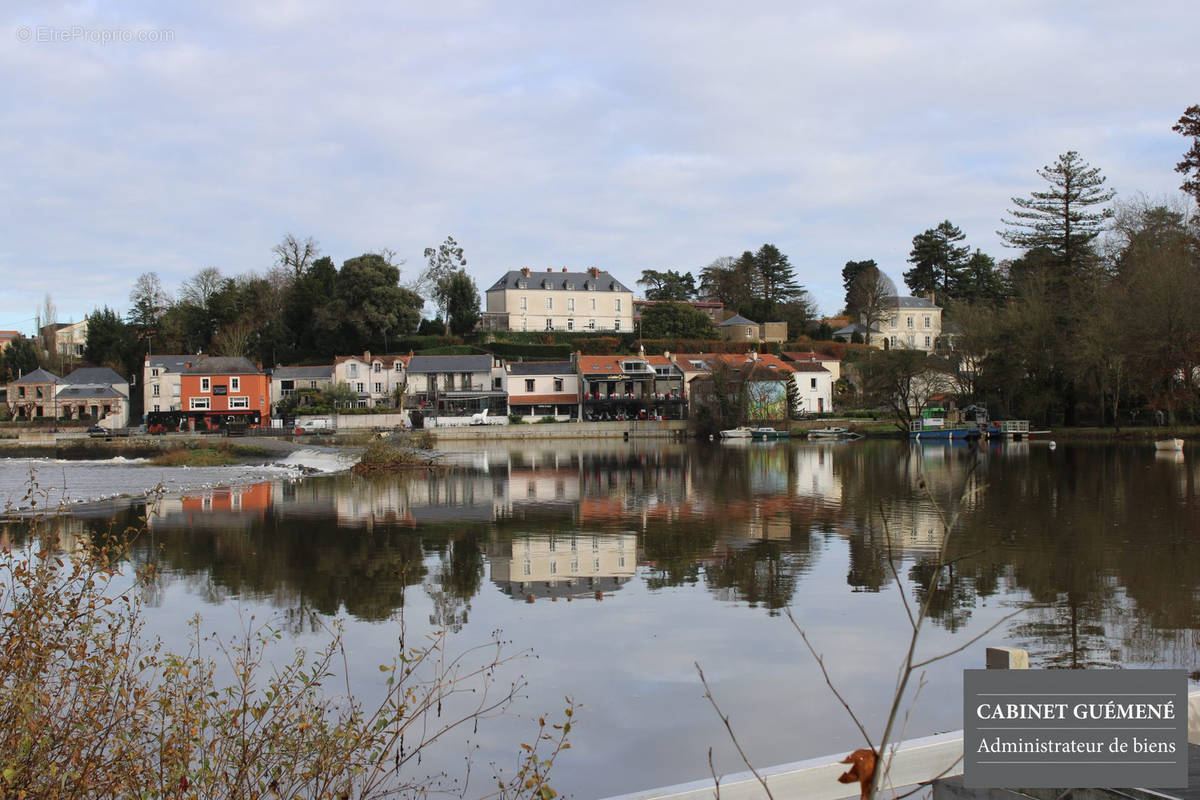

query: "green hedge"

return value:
[484, 342, 574, 360]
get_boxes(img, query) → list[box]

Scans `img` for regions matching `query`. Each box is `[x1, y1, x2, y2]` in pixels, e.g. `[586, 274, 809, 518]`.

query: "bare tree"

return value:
[272, 234, 321, 279]
[848, 267, 895, 346]
[179, 267, 227, 310]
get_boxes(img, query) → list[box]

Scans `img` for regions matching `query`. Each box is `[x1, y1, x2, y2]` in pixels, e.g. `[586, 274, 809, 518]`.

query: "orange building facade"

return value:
[179, 356, 269, 430]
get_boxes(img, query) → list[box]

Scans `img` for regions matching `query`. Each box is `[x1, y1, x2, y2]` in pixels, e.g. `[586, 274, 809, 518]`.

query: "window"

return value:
[153, 404, 160, 411]
[906, 316, 913, 328]
[590, 297, 596, 310]
[172, 385, 180, 396]
[309, 381, 317, 389]
[925, 335, 931, 348]
[545, 297, 553, 310]
[151, 368, 159, 377]
[614, 299, 622, 312]
[553, 378, 563, 392]
[201, 377, 210, 392]
[517, 278, 527, 289]
[356, 382, 364, 393]
[891, 335, 897, 347]
[493, 377, 502, 390]
[348, 364, 358, 378]
[811, 378, 817, 388]
[565, 281, 573, 290]
[567, 319, 574, 331]
[614, 320, 621, 331]
[567, 298, 575, 312]
[588, 319, 595, 329]
[545, 319, 553, 330]
[746, 327, 753, 337]
[190, 397, 210, 410]
[461, 372, 471, 388]
[520, 296, 527, 310]
[374, 382, 382, 393]
[152, 384, 160, 397]
[924, 316, 931, 328]
[525, 379, 535, 392]
[17, 387, 24, 398]
[230, 376, 240, 392]
[373, 362, 381, 373]
[229, 396, 249, 409]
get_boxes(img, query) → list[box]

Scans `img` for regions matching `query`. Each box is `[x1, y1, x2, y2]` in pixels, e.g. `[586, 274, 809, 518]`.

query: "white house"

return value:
[332, 352, 409, 408]
[483, 267, 634, 333]
[834, 295, 943, 352]
[144, 355, 192, 415]
[787, 362, 833, 415]
[506, 360, 580, 421]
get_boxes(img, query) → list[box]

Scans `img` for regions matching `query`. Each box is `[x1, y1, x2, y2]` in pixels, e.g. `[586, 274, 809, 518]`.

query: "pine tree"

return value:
[752, 243, 801, 308]
[904, 221, 968, 297]
[999, 151, 1115, 282]
[1173, 104, 1200, 206]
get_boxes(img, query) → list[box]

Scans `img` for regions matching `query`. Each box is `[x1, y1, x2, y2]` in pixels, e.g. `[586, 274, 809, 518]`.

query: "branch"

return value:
[695, 662, 774, 800]
[786, 612, 876, 752]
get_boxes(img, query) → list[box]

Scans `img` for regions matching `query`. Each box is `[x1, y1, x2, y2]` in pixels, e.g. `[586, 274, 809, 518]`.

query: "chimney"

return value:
[588, 267, 600, 278]
[926, 292, 935, 304]
[546, 267, 552, 273]
[363, 350, 371, 362]
[562, 266, 568, 272]
[186, 361, 191, 369]
[520, 267, 531, 277]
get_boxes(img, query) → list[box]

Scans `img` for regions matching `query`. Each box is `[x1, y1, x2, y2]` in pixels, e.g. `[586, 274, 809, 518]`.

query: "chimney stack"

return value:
[588, 267, 600, 278]
[520, 267, 531, 277]
[546, 267, 552, 273]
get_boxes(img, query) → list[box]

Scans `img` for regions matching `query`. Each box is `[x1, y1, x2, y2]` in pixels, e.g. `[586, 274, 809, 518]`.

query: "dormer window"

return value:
[374, 362, 381, 372]
[542, 279, 552, 289]
[586, 280, 594, 290]
[517, 279, 528, 289]
[565, 281, 573, 290]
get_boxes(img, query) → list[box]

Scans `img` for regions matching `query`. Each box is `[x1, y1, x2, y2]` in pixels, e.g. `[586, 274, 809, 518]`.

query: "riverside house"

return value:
[482, 267, 634, 333]
[180, 356, 269, 431]
[331, 352, 408, 408]
[404, 354, 507, 420]
[505, 360, 580, 421]
[5, 367, 61, 419]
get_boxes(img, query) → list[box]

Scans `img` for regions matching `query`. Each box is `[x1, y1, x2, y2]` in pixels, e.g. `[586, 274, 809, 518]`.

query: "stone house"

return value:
[483, 267, 634, 333]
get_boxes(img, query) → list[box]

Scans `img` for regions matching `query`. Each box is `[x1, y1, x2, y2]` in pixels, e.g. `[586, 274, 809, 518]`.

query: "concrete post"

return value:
[985, 646, 1029, 670]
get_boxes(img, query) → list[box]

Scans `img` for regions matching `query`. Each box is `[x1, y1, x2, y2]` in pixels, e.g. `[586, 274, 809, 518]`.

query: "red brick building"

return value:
[180, 356, 269, 431]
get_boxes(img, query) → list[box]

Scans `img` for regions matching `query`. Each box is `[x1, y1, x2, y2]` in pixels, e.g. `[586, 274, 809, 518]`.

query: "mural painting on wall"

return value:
[748, 381, 788, 421]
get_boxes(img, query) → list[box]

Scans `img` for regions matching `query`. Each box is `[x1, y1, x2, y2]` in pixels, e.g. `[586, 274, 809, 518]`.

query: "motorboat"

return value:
[719, 427, 753, 439]
[1155, 438, 1184, 452]
[751, 427, 790, 440]
[807, 426, 850, 439]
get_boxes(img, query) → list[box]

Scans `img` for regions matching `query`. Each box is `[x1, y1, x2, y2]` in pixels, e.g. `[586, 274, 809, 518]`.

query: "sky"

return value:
[2, 0, 1197, 332]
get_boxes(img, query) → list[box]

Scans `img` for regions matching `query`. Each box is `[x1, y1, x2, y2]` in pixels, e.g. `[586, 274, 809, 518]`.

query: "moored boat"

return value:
[1155, 438, 1184, 452]
[807, 426, 850, 439]
[751, 427, 790, 440]
[719, 426, 753, 439]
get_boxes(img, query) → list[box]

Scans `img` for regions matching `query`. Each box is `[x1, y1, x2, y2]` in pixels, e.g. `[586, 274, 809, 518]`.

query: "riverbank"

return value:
[0, 435, 296, 462]
[1043, 425, 1200, 442]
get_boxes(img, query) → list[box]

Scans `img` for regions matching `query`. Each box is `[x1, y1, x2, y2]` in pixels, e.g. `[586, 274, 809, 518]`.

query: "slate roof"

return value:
[147, 355, 193, 372]
[507, 361, 574, 375]
[890, 295, 940, 309]
[57, 385, 124, 399]
[487, 270, 632, 293]
[63, 367, 126, 385]
[719, 314, 759, 327]
[183, 356, 261, 375]
[833, 322, 884, 336]
[10, 368, 61, 384]
[272, 366, 334, 380]
[406, 354, 494, 373]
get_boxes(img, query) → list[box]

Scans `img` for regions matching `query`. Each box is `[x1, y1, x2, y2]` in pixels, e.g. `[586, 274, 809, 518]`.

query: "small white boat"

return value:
[1155, 438, 1184, 452]
[719, 427, 753, 439]
[807, 426, 850, 439]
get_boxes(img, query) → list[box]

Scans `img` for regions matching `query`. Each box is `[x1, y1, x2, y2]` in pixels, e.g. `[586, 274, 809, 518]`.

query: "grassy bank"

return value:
[0, 437, 271, 463]
[149, 442, 269, 466]
[1043, 425, 1200, 441]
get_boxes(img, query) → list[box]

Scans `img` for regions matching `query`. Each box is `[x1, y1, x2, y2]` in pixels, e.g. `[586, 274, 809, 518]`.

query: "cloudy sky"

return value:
[2, 0, 1196, 331]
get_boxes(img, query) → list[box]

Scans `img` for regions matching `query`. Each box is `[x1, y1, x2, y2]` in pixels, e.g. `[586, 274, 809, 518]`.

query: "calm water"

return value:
[3, 439, 1199, 798]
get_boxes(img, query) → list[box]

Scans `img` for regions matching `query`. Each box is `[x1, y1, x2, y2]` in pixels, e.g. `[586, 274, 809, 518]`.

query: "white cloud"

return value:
[1, 0, 1196, 325]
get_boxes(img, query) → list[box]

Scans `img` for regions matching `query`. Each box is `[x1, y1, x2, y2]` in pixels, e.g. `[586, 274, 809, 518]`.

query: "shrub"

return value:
[0, 490, 574, 799]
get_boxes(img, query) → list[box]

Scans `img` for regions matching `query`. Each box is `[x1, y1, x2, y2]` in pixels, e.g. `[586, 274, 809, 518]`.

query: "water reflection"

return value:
[5, 440, 1200, 671]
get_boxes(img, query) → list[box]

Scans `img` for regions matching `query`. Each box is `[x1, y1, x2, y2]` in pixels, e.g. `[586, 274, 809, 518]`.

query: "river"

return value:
[2, 438, 1197, 798]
